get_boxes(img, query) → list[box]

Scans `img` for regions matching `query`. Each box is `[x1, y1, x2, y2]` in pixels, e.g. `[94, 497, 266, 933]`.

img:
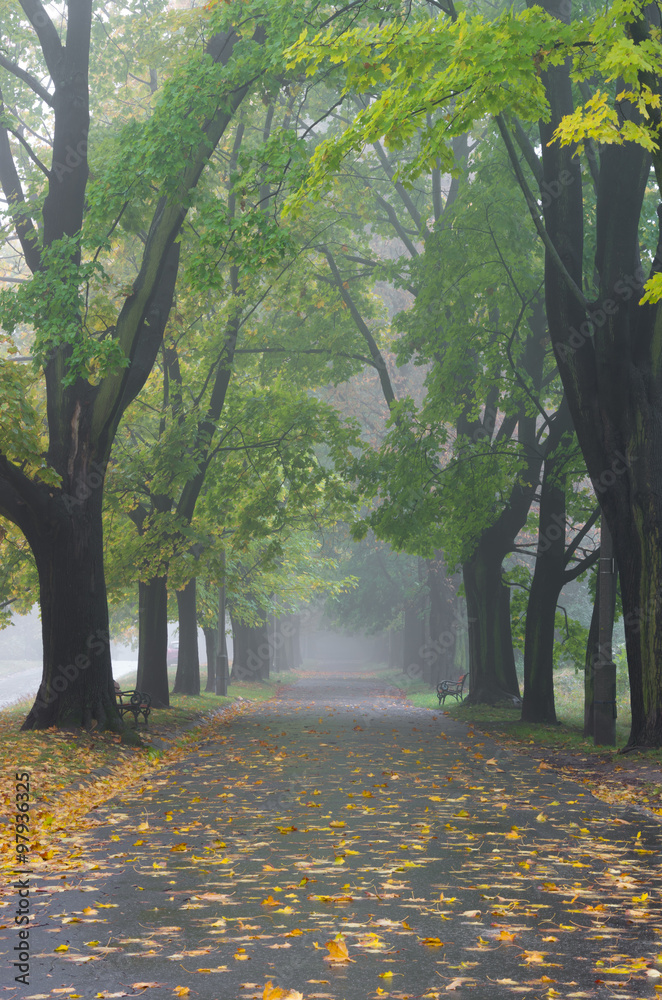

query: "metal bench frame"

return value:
[436, 673, 468, 706]
[115, 688, 151, 725]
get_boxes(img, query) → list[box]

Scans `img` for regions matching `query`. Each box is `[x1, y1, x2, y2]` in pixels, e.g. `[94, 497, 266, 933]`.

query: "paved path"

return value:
[4, 675, 662, 999]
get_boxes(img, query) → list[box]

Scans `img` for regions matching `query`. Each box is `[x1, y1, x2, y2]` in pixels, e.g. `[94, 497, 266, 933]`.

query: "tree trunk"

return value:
[230, 610, 270, 681]
[248, 616, 271, 680]
[21, 489, 120, 731]
[216, 579, 229, 695]
[173, 578, 200, 696]
[463, 535, 520, 703]
[426, 551, 462, 687]
[290, 614, 302, 668]
[521, 450, 570, 723]
[403, 598, 425, 683]
[532, 1, 662, 745]
[203, 626, 218, 692]
[521, 520, 564, 723]
[389, 629, 404, 668]
[136, 575, 170, 708]
[272, 613, 299, 671]
[230, 611, 250, 682]
[584, 572, 600, 736]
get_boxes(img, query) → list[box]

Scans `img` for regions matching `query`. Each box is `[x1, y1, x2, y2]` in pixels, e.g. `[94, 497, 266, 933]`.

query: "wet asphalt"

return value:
[4, 674, 662, 1000]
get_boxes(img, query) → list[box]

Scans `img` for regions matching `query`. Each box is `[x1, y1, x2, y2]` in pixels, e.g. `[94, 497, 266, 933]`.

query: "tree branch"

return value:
[17, 0, 64, 79]
[323, 247, 396, 407]
[0, 91, 41, 272]
[0, 53, 54, 106]
[495, 114, 588, 312]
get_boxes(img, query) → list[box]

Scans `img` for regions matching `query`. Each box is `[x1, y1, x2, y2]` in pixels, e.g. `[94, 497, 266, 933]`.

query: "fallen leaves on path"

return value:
[2, 680, 662, 1000]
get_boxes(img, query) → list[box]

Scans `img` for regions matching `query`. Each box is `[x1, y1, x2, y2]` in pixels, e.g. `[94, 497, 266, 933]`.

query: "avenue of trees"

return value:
[1, 0, 662, 748]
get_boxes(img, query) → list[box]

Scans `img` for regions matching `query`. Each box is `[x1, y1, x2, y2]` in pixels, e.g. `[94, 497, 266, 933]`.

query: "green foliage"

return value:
[0, 236, 128, 386]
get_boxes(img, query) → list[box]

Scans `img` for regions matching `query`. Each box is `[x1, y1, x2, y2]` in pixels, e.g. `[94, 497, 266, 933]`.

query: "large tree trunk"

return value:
[203, 626, 218, 692]
[463, 535, 520, 703]
[521, 406, 574, 723]
[272, 613, 300, 671]
[249, 615, 271, 680]
[403, 597, 426, 683]
[230, 610, 270, 681]
[173, 578, 200, 696]
[136, 575, 170, 708]
[526, 0, 662, 746]
[521, 483, 565, 723]
[425, 551, 462, 687]
[21, 489, 120, 731]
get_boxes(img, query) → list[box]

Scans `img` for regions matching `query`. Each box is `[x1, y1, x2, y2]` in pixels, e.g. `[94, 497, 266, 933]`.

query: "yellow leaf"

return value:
[261, 895, 280, 906]
[54, 944, 69, 952]
[421, 937, 444, 947]
[379, 970, 394, 978]
[329, 820, 345, 828]
[173, 989, 190, 997]
[170, 843, 188, 852]
[262, 982, 304, 1000]
[325, 935, 354, 962]
[499, 930, 516, 942]
[334, 856, 345, 865]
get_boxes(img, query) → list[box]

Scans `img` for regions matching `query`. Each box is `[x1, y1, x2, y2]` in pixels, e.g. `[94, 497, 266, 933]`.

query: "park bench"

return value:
[436, 673, 468, 706]
[114, 682, 151, 725]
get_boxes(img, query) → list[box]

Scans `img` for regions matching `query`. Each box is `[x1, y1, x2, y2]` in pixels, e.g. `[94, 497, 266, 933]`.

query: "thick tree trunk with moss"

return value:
[173, 578, 200, 696]
[136, 575, 170, 708]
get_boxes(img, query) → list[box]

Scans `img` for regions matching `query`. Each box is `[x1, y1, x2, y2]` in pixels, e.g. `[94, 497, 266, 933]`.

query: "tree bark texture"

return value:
[136, 575, 170, 708]
[173, 578, 200, 696]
